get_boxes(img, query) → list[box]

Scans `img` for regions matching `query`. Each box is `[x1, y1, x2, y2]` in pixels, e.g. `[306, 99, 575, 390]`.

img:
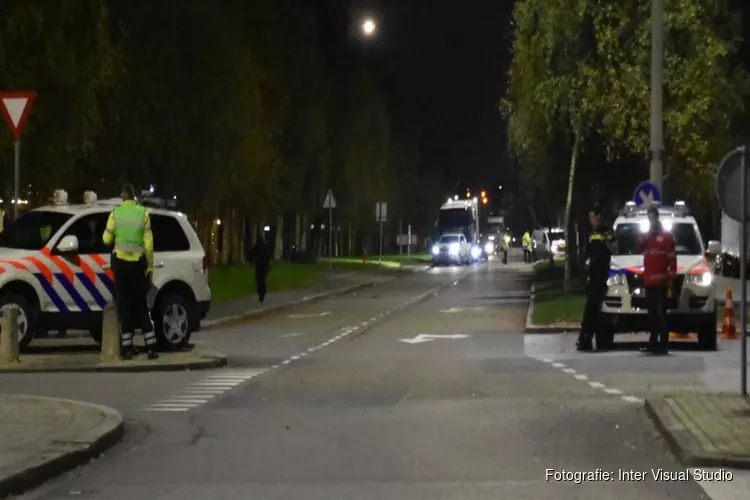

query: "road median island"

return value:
[0, 338, 226, 373]
[645, 392, 750, 470]
[0, 394, 124, 497]
[525, 262, 584, 333]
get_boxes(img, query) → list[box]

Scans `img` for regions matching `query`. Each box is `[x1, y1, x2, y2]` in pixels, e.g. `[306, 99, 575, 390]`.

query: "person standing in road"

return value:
[502, 233, 511, 264]
[522, 231, 532, 263]
[577, 205, 616, 351]
[248, 232, 272, 303]
[102, 183, 158, 360]
[636, 205, 676, 355]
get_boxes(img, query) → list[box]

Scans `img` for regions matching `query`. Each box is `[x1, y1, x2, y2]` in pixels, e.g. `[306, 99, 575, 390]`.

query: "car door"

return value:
[148, 213, 194, 303]
[50, 212, 113, 311]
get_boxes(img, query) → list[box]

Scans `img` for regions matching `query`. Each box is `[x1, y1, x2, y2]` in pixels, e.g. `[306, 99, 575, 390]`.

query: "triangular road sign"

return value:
[0, 91, 36, 140]
[323, 189, 336, 209]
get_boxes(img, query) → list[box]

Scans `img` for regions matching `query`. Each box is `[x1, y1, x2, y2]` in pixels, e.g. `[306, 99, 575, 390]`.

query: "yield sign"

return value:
[0, 91, 36, 140]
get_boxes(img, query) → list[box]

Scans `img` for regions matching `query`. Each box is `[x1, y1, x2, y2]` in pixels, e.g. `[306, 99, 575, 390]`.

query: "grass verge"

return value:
[531, 262, 586, 326]
[209, 261, 343, 302]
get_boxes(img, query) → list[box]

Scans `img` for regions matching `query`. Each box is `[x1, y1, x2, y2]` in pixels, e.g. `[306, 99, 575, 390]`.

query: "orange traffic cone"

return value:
[720, 286, 738, 340]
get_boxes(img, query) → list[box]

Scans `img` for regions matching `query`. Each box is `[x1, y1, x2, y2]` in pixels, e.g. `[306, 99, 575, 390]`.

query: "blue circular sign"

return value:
[633, 181, 662, 207]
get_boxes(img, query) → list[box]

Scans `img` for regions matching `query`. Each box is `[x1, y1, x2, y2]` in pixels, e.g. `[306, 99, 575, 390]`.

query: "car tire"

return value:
[154, 293, 194, 350]
[0, 293, 37, 350]
[697, 311, 718, 351]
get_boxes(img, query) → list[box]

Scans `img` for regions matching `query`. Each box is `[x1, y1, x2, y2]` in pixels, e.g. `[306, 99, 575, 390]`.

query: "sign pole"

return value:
[742, 146, 748, 397]
[329, 205, 333, 272]
[408, 224, 412, 259]
[379, 220, 383, 264]
[13, 140, 20, 220]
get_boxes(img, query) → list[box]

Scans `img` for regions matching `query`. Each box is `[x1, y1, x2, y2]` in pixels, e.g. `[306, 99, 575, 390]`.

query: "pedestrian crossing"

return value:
[142, 368, 266, 412]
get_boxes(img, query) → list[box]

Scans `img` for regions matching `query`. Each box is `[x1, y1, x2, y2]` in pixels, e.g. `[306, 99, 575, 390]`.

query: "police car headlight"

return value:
[687, 272, 713, 287]
[432, 245, 439, 255]
[471, 246, 481, 259]
[484, 242, 494, 253]
[449, 243, 460, 255]
[607, 274, 625, 286]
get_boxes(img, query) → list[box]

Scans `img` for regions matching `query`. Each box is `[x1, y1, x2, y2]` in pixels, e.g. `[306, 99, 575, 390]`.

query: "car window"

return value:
[615, 222, 702, 255]
[0, 211, 73, 250]
[60, 213, 110, 254]
[439, 235, 459, 244]
[151, 214, 190, 252]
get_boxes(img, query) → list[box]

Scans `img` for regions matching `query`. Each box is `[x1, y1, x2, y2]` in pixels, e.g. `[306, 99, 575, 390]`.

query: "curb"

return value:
[644, 397, 750, 470]
[0, 351, 227, 374]
[524, 283, 580, 333]
[0, 395, 124, 498]
[201, 281, 377, 330]
[348, 265, 477, 341]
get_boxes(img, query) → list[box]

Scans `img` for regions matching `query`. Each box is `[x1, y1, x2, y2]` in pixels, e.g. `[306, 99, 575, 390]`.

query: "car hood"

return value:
[611, 254, 705, 274]
[0, 248, 40, 260]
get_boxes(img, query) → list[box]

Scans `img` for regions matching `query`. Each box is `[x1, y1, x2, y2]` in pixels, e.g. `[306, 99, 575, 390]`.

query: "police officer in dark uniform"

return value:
[247, 232, 272, 303]
[577, 205, 617, 351]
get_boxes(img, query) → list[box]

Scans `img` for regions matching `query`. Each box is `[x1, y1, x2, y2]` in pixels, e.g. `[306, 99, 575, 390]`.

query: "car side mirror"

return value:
[56, 235, 79, 253]
[706, 240, 721, 256]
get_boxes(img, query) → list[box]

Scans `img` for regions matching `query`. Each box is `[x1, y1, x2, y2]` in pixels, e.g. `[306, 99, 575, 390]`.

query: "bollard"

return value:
[0, 306, 20, 364]
[99, 303, 121, 362]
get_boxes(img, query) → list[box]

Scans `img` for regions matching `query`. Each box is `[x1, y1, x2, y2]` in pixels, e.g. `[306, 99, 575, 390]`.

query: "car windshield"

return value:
[615, 222, 702, 255]
[439, 235, 459, 244]
[0, 211, 73, 250]
[549, 231, 565, 241]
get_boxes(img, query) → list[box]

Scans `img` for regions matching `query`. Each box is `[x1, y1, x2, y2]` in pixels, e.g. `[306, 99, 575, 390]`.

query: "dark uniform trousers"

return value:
[646, 284, 669, 350]
[113, 255, 156, 348]
[579, 281, 606, 344]
[255, 263, 269, 301]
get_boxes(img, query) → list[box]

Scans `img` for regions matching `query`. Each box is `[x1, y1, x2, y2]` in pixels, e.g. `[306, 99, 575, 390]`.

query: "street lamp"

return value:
[361, 18, 377, 37]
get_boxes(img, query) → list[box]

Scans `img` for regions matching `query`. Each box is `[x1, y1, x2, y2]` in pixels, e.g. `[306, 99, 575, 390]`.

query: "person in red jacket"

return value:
[636, 205, 677, 355]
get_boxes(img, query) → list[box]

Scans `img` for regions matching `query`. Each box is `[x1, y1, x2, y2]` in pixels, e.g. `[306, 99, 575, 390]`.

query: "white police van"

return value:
[599, 201, 716, 349]
[0, 190, 211, 350]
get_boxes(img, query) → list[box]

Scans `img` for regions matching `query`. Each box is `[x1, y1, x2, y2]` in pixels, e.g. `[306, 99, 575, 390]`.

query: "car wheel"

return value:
[0, 293, 36, 350]
[697, 311, 718, 351]
[154, 293, 194, 350]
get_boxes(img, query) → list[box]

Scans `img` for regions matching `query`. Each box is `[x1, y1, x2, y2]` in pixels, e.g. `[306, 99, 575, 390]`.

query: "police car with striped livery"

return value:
[601, 201, 716, 349]
[0, 190, 211, 350]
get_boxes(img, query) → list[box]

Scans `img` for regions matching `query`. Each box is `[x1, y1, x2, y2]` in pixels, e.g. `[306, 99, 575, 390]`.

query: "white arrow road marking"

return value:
[400, 334, 469, 344]
[439, 307, 486, 313]
[287, 311, 331, 318]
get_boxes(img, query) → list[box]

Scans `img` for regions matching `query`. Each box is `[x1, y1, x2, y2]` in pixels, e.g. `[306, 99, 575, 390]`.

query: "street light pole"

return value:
[650, 0, 664, 193]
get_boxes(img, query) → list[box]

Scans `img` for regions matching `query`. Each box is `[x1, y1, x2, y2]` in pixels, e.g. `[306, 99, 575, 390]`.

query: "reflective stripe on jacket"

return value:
[637, 227, 676, 286]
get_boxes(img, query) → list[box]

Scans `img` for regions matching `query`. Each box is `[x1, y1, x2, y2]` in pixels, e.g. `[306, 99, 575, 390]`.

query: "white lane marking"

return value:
[291, 355, 300, 360]
[552, 363, 565, 368]
[574, 374, 588, 380]
[541, 358, 553, 363]
[622, 395, 643, 404]
[604, 388, 623, 395]
[280, 333, 303, 338]
[143, 407, 189, 412]
[562, 368, 576, 374]
[308, 347, 317, 352]
[287, 311, 331, 318]
[588, 382, 606, 389]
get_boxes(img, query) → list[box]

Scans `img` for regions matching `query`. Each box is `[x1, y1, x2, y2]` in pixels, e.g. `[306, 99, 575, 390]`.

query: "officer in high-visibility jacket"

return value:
[522, 231, 532, 263]
[502, 233, 511, 264]
[102, 184, 158, 360]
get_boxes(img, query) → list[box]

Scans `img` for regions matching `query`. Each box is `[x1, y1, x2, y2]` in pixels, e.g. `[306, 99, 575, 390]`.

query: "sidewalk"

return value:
[0, 394, 123, 497]
[646, 392, 750, 469]
[202, 271, 394, 328]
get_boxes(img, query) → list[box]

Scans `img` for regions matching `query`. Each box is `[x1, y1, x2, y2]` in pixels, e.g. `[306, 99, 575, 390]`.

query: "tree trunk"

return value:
[301, 214, 308, 251]
[348, 224, 353, 256]
[274, 214, 283, 260]
[294, 213, 301, 248]
[564, 129, 582, 292]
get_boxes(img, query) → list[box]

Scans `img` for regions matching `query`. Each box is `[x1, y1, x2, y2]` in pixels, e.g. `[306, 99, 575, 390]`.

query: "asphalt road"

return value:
[9, 255, 749, 499]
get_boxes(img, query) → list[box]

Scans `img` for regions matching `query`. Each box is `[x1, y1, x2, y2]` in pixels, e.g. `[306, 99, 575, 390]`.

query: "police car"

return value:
[0, 190, 211, 350]
[600, 201, 716, 349]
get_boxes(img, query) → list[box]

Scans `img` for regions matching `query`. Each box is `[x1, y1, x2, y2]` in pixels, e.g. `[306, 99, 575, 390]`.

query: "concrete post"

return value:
[99, 303, 121, 362]
[0, 307, 20, 364]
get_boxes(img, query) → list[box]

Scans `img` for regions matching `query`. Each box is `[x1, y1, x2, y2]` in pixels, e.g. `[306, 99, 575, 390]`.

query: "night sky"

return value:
[345, 0, 515, 196]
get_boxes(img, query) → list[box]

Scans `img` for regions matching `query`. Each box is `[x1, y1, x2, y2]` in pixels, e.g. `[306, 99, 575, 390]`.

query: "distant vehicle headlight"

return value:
[449, 243, 460, 255]
[687, 272, 713, 287]
[432, 245, 439, 255]
[484, 242, 494, 254]
[471, 246, 481, 259]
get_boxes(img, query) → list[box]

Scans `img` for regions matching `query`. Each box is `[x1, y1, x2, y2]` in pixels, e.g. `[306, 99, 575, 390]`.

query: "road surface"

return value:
[4, 256, 746, 499]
